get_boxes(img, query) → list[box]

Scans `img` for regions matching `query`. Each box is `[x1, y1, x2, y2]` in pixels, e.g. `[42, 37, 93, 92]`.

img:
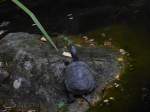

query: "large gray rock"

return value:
[0, 32, 122, 112]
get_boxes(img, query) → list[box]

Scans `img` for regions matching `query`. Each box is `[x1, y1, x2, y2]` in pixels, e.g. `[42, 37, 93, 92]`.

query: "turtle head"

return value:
[70, 45, 79, 61]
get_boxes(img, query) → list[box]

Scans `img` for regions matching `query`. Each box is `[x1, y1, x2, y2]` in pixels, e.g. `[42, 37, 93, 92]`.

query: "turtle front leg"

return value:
[67, 93, 76, 103]
[81, 95, 93, 106]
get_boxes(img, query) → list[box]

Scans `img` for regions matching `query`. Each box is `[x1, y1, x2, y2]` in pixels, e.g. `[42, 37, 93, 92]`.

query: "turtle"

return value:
[64, 45, 96, 103]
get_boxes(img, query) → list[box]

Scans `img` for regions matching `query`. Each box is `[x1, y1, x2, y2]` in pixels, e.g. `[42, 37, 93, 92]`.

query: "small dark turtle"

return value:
[64, 45, 96, 103]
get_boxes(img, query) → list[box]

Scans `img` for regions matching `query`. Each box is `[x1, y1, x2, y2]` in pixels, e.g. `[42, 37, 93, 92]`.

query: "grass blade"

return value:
[11, 0, 58, 51]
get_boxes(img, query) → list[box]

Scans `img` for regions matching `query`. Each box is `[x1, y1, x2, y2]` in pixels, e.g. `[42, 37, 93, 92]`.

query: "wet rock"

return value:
[68, 98, 89, 112]
[0, 32, 123, 112]
[0, 68, 9, 83]
[0, 61, 9, 84]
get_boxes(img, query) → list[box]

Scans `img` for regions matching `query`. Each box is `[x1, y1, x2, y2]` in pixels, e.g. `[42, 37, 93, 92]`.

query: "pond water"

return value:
[0, 6, 150, 111]
[86, 23, 150, 112]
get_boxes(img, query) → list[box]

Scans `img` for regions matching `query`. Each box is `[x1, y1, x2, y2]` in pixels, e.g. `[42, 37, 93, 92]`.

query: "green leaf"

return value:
[11, 0, 58, 51]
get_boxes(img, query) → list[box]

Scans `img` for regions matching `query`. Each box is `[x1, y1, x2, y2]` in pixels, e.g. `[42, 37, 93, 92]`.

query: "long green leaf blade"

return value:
[11, 0, 58, 51]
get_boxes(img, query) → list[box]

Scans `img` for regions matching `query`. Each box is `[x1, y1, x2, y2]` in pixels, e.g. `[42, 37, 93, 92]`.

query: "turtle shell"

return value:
[65, 61, 96, 95]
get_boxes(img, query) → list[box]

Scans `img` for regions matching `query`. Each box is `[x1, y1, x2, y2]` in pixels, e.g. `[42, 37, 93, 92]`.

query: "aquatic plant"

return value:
[11, 0, 58, 51]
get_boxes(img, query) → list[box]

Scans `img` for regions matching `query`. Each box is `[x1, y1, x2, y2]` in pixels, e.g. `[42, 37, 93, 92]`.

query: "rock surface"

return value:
[0, 32, 122, 112]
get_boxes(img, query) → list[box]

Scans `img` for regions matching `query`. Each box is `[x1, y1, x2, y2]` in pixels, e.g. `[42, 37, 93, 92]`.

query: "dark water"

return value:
[87, 23, 150, 112]
[0, 2, 150, 111]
